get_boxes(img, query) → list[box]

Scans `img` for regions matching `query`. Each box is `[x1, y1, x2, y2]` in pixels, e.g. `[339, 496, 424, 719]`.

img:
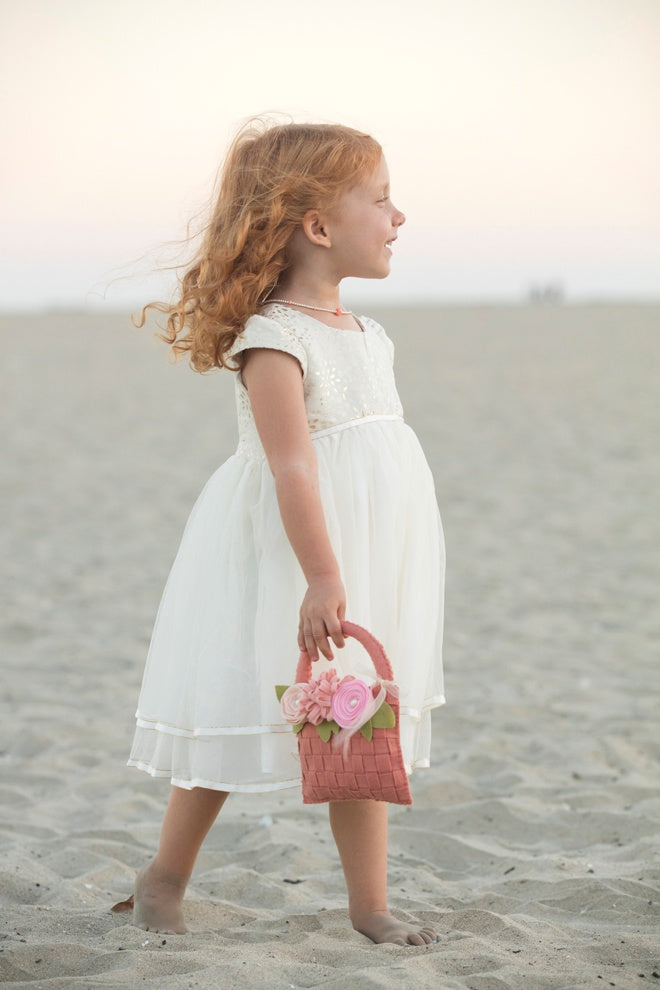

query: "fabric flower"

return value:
[301, 668, 341, 725]
[331, 677, 381, 730]
[280, 684, 309, 724]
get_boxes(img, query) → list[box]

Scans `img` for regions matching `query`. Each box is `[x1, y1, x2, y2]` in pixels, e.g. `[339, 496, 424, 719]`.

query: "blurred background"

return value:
[2, 8, 659, 982]
[1, 0, 658, 310]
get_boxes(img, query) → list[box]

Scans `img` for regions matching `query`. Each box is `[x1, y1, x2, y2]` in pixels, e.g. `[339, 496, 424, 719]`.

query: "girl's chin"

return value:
[344, 262, 392, 280]
[369, 260, 392, 279]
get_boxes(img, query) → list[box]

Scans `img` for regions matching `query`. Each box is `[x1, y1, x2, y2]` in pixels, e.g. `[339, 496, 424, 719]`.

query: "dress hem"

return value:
[133, 695, 445, 740]
[127, 756, 434, 793]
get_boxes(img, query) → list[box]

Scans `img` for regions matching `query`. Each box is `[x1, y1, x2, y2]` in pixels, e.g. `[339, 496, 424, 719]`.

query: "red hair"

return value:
[137, 118, 382, 372]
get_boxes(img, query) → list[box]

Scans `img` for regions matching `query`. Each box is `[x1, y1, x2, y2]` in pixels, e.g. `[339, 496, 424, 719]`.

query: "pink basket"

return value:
[295, 621, 412, 805]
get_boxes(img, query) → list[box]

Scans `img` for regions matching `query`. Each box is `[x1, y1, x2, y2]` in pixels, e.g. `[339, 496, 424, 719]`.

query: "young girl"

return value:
[125, 119, 445, 946]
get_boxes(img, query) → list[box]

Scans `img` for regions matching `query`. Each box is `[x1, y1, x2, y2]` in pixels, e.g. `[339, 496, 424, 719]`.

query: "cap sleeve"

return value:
[229, 314, 308, 384]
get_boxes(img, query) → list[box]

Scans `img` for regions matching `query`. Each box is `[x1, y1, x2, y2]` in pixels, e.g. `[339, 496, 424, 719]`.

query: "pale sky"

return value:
[1, 0, 658, 308]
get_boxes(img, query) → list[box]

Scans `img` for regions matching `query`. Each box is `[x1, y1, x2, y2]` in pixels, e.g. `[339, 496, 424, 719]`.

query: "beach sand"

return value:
[1, 303, 658, 988]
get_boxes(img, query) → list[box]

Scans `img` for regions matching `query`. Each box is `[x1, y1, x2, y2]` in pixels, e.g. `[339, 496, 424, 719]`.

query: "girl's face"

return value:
[326, 156, 405, 281]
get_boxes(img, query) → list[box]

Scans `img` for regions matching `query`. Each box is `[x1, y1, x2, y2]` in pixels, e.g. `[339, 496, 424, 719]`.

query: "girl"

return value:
[125, 119, 445, 946]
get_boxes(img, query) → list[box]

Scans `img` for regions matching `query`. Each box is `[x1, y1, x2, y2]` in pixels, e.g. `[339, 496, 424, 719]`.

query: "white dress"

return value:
[128, 304, 445, 793]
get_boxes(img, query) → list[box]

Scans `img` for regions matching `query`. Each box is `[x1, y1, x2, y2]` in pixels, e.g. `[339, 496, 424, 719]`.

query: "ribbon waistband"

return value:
[310, 414, 403, 440]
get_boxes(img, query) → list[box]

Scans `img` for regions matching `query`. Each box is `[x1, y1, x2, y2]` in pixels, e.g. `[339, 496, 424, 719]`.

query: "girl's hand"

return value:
[298, 575, 346, 662]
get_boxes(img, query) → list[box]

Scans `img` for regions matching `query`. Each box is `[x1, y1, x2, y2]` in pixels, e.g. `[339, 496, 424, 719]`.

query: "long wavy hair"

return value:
[137, 119, 382, 372]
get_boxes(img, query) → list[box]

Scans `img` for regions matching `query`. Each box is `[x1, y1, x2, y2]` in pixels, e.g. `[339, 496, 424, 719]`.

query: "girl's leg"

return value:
[134, 785, 229, 933]
[328, 800, 437, 946]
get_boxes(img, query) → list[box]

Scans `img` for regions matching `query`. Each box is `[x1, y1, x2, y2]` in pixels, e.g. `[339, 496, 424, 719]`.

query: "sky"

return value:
[1, 0, 658, 309]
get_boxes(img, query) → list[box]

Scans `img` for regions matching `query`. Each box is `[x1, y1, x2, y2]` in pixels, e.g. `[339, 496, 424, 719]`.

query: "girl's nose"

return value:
[393, 206, 405, 227]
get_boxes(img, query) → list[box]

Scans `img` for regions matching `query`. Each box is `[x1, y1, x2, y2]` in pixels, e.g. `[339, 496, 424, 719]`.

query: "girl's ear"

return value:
[301, 210, 332, 249]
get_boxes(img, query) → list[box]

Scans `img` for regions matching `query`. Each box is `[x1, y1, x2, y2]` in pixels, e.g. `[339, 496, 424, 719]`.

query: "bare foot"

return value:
[351, 909, 438, 946]
[132, 861, 189, 934]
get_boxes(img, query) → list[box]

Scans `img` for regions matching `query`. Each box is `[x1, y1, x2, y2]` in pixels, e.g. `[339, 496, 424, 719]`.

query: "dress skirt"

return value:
[128, 416, 445, 792]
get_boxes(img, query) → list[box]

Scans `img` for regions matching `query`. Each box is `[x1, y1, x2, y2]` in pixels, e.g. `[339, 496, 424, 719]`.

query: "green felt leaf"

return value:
[371, 701, 396, 729]
[359, 720, 374, 741]
[327, 720, 341, 735]
[316, 721, 333, 743]
[275, 685, 289, 702]
[292, 722, 305, 734]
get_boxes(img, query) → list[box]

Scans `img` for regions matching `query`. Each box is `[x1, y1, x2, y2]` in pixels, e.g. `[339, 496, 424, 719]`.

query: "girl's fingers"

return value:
[302, 621, 335, 662]
[332, 601, 346, 649]
[298, 581, 346, 660]
[312, 619, 335, 661]
[327, 620, 345, 650]
[318, 639, 334, 662]
[303, 624, 319, 662]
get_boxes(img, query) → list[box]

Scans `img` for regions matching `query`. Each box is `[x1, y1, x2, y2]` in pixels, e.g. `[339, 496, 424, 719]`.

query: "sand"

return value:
[1, 303, 658, 989]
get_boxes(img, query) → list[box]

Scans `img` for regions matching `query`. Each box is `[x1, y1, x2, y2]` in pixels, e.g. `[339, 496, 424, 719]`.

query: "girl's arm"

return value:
[241, 348, 346, 662]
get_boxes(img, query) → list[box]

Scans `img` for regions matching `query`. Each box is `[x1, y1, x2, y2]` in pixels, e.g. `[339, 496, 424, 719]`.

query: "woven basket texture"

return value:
[296, 621, 412, 805]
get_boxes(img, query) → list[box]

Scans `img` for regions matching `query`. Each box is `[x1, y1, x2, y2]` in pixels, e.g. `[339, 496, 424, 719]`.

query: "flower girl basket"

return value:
[292, 621, 412, 805]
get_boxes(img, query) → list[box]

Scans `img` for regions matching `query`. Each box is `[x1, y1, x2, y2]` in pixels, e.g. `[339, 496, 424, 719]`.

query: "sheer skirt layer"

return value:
[128, 418, 445, 793]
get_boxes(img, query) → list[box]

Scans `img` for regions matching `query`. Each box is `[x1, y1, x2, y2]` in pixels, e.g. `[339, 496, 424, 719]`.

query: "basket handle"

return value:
[295, 620, 394, 684]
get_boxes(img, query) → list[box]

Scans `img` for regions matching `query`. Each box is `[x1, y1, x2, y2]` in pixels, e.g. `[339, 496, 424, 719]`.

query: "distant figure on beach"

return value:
[117, 118, 445, 945]
[528, 281, 565, 304]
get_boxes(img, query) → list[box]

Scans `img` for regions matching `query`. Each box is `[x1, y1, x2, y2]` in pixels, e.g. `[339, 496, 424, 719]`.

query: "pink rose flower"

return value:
[304, 702, 326, 726]
[301, 668, 340, 725]
[280, 684, 309, 724]
[331, 677, 381, 730]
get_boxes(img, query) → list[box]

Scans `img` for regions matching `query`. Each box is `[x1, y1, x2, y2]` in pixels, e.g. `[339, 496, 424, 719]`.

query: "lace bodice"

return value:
[229, 304, 404, 459]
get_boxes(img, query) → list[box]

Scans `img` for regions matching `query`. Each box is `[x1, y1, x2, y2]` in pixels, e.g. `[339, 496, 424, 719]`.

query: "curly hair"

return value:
[136, 118, 382, 372]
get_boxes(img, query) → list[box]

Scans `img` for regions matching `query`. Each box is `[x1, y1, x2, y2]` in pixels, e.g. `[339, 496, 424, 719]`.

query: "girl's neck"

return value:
[266, 276, 356, 330]
[272, 274, 341, 311]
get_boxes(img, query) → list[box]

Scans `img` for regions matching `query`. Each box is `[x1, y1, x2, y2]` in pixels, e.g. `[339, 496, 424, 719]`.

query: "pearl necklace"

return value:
[267, 298, 353, 317]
